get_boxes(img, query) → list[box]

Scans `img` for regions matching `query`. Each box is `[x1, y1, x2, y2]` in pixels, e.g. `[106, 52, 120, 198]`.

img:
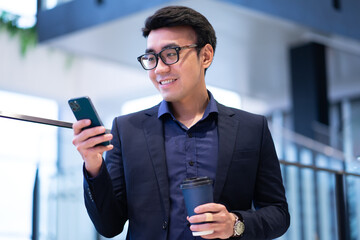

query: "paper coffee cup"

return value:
[180, 177, 214, 236]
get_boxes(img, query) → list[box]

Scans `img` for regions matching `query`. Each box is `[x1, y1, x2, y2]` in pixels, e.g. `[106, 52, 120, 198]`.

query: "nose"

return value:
[154, 57, 170, 74]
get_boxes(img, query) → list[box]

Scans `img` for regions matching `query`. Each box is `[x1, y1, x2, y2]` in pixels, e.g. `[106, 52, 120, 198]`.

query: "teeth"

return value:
[160, 79, 176, 85]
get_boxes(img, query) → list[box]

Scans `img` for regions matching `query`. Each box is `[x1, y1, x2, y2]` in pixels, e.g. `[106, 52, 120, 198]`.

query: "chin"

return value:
[161, 95, 172, 102]
[160, 91, 181, 103]
[162, 95, 179, 103]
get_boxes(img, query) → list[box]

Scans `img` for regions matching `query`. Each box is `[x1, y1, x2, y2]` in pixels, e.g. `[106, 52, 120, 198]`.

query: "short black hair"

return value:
[142, 6, 217, 55]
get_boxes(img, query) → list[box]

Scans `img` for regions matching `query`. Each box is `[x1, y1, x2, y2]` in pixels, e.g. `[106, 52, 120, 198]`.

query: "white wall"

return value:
[0, 30, 156, 111]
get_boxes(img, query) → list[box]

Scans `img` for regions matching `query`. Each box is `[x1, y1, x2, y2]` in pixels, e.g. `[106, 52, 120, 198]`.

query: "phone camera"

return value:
[70, 101, 81, 112]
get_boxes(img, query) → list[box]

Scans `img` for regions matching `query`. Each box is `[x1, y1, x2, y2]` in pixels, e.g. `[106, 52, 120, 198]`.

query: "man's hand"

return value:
[188, 203, 236, 239]
[72, 119, 113, 177]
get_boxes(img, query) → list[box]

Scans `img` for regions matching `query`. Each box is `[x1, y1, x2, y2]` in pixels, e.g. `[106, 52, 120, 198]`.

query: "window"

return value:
[0, 90, 58, 240]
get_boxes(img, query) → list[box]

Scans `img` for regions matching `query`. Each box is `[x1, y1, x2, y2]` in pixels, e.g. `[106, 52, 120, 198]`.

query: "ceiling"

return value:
[38, 0, 360, 113]
[41, 0, 307, 68]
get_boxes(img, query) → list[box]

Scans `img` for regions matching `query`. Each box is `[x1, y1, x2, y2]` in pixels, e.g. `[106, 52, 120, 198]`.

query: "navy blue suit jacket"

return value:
[83, 102, 290, 239]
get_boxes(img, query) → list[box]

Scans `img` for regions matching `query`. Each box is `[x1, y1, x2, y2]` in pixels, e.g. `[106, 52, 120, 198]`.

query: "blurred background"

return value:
[0, 0, 360, 239]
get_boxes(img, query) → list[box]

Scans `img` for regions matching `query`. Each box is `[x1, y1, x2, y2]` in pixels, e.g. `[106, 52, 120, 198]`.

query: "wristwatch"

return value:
[232, 213, 245, 237]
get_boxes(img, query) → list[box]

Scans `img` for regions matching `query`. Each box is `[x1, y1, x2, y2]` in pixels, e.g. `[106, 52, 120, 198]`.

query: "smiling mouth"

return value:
[159, 79, 177, 85]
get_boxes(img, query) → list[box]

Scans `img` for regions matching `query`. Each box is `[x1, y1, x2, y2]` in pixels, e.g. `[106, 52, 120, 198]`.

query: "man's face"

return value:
[146, 26, 206, 103]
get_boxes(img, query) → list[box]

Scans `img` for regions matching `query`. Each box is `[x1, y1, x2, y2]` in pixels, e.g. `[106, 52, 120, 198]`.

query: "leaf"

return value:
[0, 10, 38, 57]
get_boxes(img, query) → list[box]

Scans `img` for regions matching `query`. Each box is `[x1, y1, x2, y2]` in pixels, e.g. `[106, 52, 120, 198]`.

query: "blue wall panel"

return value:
[37, 0, 176, 42]
[222, 0, 360, 41]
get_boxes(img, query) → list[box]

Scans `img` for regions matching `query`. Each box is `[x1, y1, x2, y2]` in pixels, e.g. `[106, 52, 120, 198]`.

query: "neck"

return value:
[171, 89, 209, 128]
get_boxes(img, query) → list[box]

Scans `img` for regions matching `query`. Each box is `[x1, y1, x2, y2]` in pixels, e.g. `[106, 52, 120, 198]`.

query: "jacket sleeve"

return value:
[83, 117, 128, 238]
[234, 116, 290, 239]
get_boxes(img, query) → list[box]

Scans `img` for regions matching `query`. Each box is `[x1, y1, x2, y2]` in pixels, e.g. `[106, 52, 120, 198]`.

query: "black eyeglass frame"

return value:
[137, 44, 198, 70]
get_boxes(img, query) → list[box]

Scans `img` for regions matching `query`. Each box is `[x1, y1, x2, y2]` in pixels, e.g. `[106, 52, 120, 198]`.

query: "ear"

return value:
[201, 44, 214, 69]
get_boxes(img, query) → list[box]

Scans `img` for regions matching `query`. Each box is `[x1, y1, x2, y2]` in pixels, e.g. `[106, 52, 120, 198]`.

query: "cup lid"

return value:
[180, 176, 212, 189]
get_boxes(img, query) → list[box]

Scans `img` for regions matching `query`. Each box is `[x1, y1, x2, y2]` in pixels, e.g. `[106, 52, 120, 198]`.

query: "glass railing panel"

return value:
[0, 158, 37, 240]
[281, 165, 301, 240]
[280, 164, 339, 240]
[271, 124, 348, 240]
[50, 126, 96, 240]
[347, 175, 360, 240]
[301, 167, 317, 239]
[0, 91, 59, 240]
[316, 154, 338, 240]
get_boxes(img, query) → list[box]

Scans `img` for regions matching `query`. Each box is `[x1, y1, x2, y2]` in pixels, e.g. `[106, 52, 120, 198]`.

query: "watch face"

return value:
[234, 221, 245, 236]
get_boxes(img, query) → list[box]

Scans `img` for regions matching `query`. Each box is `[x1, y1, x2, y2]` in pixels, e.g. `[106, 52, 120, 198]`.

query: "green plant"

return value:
[0, 11, 37, 56]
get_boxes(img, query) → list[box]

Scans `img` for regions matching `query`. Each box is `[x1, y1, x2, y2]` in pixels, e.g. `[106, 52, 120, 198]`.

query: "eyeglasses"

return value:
[137, 44, 198, 70]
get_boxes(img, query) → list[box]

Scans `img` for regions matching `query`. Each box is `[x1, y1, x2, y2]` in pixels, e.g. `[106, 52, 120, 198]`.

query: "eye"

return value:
[162, 48, 177, 59]
[143, 55, 156, 62]
[166, 52, 177, 57]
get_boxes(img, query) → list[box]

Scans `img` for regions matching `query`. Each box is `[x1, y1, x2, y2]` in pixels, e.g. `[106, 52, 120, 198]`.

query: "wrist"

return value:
[84, 157, 103, 178]
[231, 212, 245, 238]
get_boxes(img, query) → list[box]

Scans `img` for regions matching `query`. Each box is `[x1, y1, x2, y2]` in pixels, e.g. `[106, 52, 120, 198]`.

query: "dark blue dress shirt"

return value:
[158, 91, 219, 240]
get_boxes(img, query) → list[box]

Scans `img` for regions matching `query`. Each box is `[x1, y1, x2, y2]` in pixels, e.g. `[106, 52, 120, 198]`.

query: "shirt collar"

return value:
[158, 90, 218, 119]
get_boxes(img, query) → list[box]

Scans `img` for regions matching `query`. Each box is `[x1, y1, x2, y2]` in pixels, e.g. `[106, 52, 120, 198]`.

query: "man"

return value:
[72, 6, 290, 240]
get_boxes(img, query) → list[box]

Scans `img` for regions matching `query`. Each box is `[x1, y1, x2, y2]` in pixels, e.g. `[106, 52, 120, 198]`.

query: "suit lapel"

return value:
[142, 106, 170, 219]
[140, 103, 238, 213]
[214, 103, 239, 202]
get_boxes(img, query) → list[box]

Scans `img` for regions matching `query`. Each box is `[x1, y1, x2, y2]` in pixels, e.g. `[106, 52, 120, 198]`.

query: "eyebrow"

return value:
[145, 43, 179, 53]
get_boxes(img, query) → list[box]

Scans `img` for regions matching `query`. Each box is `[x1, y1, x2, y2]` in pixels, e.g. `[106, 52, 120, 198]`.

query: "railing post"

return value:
[32, 167, 39, 240]
[335, 173, 350, 240]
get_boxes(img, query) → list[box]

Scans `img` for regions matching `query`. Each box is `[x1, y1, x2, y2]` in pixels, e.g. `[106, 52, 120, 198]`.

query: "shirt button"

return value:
[162, 221, 168, 229]
[187, 132, 192, 138]
[189, 161, 195, 166]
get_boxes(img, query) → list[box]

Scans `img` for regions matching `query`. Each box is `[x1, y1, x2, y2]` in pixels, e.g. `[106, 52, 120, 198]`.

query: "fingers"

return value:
[189, 215, 231, 239]
[189, 221, 215, 238]
[188, 203, 235, 239]
[188, 203, 223, 225]
[194, 203, 224, 214]
[72, 120, 111, 148]
[205, 212, 214, 222]
[72, 119, 113, 159]
[189, 212, 215, 224]
[76, 130, 112, 148]
[73, 119, 91, 135]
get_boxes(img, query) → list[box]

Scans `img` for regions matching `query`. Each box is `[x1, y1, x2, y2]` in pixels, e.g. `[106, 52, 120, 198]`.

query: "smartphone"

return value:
[68, 96, 110, 146]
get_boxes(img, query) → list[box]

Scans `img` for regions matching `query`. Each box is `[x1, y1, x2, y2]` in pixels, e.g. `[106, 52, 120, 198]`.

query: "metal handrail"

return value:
[0, 110, 112, 131]
[0, 110, 73, 129]
[271, 124, 347, 161]
[279, 160, 360, 178]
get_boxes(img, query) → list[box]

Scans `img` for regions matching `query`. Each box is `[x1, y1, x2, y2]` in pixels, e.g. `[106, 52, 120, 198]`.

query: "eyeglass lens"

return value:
[141, 48, 179, 70]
